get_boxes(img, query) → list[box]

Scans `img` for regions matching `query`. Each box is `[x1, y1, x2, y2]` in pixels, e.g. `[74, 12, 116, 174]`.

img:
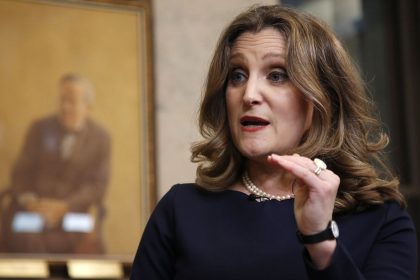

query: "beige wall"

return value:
[153, 0, 277, 198]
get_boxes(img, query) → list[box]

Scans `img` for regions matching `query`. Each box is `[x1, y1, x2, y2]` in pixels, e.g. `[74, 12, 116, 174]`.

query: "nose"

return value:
[243, 75, 262, 106]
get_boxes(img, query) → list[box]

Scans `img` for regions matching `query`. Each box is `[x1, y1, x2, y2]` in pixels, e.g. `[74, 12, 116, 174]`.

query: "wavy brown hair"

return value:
[191, 5, 405, 213]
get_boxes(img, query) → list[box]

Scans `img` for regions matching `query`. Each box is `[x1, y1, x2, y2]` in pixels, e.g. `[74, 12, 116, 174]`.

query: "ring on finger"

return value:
[314, 166, 322, 175]
[313, 158, 327, 176]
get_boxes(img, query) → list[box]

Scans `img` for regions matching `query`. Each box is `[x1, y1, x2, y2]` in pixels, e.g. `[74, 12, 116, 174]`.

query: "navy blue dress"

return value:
[131, 184, 417, 279]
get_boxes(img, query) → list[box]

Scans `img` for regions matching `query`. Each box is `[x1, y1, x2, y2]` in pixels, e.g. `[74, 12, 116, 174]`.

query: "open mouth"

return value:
[240, 116, 270, 127]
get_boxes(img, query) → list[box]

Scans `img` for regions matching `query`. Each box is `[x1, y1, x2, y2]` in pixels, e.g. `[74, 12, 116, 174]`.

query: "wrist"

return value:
[297, 220, 339, 244]
[306, 239, 337, 269]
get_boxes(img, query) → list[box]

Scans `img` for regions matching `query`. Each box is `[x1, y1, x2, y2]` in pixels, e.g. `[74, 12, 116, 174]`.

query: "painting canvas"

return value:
[0, 0, 154, 259]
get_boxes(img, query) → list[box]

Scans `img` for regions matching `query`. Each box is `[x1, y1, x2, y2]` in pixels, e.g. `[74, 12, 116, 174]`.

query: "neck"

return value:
[245, 159, 294, 196]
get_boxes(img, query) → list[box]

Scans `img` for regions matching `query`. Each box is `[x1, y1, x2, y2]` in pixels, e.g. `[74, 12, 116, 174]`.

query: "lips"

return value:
[240, 116, 270, 128]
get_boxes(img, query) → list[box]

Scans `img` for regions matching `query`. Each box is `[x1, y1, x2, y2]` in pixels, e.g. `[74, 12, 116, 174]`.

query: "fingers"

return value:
[267, 154, 340, 193]
[268, 154, 319, 185]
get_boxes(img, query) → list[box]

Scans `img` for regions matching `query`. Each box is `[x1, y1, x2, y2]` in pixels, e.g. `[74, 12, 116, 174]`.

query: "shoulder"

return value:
[340, 201, 411, 225]
[338, 201, 415, 242]
[24, 115, 59, 135]
[146, 184, 198, 225]
[85, 118, 110, 138]
[158, 183, 201, 204]
[29, 115, 57, 128]
[153, 184, 211, 213]
[364, 201, 411, 224]
[375, 201, 415, 237]
[161, 183, 230, 203]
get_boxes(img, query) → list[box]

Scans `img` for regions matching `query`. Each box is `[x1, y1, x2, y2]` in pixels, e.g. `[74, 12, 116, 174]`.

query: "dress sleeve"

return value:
[304, 203, 417, 280]
[130, 185, 179, 280]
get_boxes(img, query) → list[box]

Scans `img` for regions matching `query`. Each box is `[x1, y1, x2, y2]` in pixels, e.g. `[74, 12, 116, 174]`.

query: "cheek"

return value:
[274, 95, 310, 128]
[291, 92, 313, 130]
[225, 91, 238, 120]
[225, 92, 241, 142]
[293, 104, 309, 128]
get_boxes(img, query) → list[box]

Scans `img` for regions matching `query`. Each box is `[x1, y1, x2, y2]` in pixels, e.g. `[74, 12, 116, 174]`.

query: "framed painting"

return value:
[0, 0, 155, 262]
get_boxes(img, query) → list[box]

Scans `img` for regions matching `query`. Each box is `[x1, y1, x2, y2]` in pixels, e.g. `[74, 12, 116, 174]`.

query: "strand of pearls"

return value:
[242, 171, 294, 201]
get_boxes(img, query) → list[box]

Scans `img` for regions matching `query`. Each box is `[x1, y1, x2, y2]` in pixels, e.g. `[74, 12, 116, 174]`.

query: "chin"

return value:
[240, 146, 272, 160]
[60, 120, 79, 131]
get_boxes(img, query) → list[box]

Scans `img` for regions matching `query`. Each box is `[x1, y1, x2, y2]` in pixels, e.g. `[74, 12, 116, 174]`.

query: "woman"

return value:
[131, 5, 417, 279]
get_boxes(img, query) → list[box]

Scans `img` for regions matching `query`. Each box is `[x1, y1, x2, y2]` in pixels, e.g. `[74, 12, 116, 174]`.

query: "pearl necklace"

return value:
[242, 171, 295, 201]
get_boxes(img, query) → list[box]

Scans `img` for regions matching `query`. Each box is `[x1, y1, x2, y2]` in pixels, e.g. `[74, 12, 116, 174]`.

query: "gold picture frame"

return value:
[0, 0, 155, 261]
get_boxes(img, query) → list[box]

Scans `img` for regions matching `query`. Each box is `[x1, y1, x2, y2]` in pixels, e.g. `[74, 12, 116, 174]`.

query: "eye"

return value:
[268, 70, 288, 83]
[228, 69, 247, 85]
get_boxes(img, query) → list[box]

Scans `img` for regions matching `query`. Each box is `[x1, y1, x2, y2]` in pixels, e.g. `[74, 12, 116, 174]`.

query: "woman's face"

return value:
[226, 28, 313, 161]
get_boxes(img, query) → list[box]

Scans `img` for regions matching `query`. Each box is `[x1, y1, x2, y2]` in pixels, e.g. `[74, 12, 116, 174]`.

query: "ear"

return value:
[304, 101, 314, 131]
